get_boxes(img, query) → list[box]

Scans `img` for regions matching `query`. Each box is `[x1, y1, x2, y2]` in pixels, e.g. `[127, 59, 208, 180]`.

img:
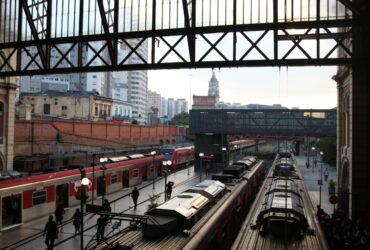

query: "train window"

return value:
[32, 190, 47, 206]
[133, 169, 139, 178]
[111, 174, 118, 184]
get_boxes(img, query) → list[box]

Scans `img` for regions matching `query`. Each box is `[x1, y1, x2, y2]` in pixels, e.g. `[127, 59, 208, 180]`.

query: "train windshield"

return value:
[161, 148, 174, 160]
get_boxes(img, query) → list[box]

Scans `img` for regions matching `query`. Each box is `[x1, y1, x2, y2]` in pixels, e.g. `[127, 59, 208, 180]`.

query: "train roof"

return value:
[257, 179, 307, 227]
[186, 180, 225, 203]
[147, 192, 209, 220]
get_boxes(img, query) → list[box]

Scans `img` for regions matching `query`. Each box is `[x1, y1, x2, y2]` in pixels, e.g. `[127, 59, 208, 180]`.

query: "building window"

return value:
[62, 106, 68, 110]
[32, 190, 47, 206]
[43, 104, 50, 115]
[133, 169, 139, 178]
[95, 107, 98, 116]
[111, 174, 118, 184]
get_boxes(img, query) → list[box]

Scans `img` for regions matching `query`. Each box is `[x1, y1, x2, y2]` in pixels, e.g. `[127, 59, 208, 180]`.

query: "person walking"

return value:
[96, 215, 108, 242]
[72, 208, 82, 237]
[131, 187, 139, 209]
[324, 168, 329, 182]
[166, 181, 174, 200]
[43, 215, 58, 250]
[54, 205, 65, 230]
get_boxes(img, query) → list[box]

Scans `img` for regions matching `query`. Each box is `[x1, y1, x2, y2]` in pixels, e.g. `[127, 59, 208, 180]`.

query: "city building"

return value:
[19, 90, 112, 121]
[112, 99, 133, 123]
[160, 97, 168, 118]
[167, 98, 175, 119]
[147, 90, 161, 114]
[192, 95, 216, 109]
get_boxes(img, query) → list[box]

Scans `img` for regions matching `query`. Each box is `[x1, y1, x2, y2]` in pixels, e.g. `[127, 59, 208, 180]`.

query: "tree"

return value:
[315, 136, 336, 166]
[169, 112, 189, 125]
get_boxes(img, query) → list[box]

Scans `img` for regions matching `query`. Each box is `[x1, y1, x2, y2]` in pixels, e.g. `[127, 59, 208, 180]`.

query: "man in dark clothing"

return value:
[96, 215, 108, 242]
[73, 208, 82, 236]
[131, 187, 139, 209]
[166, 181, 174, 200]
[43, 215, 58, 250]
[54, 205, 65, 230]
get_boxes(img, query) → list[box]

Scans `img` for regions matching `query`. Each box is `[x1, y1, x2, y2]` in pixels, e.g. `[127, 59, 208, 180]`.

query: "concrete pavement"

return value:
[295, 154, 337, 215]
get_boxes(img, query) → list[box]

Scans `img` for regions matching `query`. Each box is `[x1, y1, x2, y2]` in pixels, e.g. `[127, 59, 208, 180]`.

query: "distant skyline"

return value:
[148, 66, 337, 109]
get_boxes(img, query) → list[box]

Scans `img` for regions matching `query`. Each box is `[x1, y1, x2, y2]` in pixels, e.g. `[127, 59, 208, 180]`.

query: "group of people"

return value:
[317, 207, 369, 249]
[43, 180, 177, 249]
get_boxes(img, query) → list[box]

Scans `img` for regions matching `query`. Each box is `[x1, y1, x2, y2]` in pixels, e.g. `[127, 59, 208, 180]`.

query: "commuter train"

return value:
[161, 146, 195, 170]
[232, 151, 329, 250]
[93, 156, 267, 250]
[0, 148, 195, 231]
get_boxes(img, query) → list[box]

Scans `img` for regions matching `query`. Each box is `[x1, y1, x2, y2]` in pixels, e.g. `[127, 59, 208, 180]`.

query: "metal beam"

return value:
[97, 0, 115, 65]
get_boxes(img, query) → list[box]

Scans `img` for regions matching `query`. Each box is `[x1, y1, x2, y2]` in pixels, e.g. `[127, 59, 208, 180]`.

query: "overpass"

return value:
[189, 109, 336, 168]
[190, 109, 336, 136]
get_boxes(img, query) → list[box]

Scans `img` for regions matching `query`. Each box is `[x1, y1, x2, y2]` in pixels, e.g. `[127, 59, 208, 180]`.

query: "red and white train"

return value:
[0, 149, 196, 231]
[161, 146, 195, 170]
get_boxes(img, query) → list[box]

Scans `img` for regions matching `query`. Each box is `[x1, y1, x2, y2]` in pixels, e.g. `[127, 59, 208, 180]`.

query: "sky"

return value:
[148, 66, 338, 109]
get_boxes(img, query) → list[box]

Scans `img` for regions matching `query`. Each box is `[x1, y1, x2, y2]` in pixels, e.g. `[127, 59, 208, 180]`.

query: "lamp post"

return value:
[99, 158, 108, 205]
[187, 147, 192, 176]
[311, 146, 315, 173]
[78, 167, 90, 250]
[319, 151, 324, 207]
[222, 147, 226, 168]
[199, 153, 204, 182]
[162, 160, 171, 201]
[91, 155, 95, 205]
[150, 151, 156, 189]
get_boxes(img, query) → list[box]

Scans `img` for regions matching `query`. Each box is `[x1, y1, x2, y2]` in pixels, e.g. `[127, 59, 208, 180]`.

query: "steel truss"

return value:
[189, 109, 336, 136]
[0, 0, 360, 77]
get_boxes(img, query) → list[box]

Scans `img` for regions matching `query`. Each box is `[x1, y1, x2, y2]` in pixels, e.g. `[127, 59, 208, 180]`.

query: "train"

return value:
[161, 146, 195, 170]
[231, 151, 328, 249]
[0, 147, 194, 232]
[92, 155, 267, 250]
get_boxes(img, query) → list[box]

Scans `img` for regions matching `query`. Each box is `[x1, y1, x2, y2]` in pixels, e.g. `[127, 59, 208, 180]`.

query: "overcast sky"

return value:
[148, 66, 338, 109]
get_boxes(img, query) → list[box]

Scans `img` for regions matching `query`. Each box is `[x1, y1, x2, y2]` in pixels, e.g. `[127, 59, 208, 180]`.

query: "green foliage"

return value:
[146, 194, 160, 212]
[168, 112, 189, 125]
[315, 136, 337, 166]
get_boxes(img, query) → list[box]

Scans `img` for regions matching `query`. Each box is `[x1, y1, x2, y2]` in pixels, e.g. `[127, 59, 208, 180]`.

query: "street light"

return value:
[222, 147, 227, 168]
[199, 153, 204, 182]
[311, 147, 316, 173]
[319, 151, 324, 207]
[162, 160, 172, 201]
[187, 147, 192, 176]
[99, 158, 108, 205]
[150, 151, 156, 189]
[77, 167, 90, 250]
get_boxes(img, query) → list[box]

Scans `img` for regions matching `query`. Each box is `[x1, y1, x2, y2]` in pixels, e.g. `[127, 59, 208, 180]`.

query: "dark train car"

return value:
[231, 152, 328, 250]
[92, 158, 267, 250]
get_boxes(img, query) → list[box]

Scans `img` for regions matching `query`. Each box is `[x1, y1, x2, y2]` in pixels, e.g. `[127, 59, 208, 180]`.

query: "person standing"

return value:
[72, 208, 82, 237]
[324, 168, 329, 182]
[54, 205, 65, 230]
[43, 215, 58, 250]
[96, 215, 108, 242]
[166, 181, 174, 200]
[131, 187, 139, 209]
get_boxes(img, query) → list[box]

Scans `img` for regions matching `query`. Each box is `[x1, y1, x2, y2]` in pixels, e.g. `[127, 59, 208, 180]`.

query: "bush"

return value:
[146, 194, 160, 212]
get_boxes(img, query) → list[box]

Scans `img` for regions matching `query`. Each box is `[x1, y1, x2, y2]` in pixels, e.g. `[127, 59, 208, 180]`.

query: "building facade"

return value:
[19, 91, 112, 121]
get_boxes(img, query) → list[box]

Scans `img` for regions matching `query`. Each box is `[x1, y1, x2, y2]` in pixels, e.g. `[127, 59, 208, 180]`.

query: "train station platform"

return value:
[295, 154, 337, 215]
[0, 166, 202, 250]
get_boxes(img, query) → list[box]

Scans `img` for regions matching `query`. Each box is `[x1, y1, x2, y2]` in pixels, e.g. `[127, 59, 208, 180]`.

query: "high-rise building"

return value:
[168, 98, 175, 119]
[208, 71, 220, 103]
[147, 90, 161, 114]
[161, 97, 168, 118]
[176, 99, 188, 113]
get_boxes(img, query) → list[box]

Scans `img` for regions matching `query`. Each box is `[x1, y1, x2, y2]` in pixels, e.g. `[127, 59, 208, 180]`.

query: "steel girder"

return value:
[189, 109, 337, 137]
[0, 0, 360, 77]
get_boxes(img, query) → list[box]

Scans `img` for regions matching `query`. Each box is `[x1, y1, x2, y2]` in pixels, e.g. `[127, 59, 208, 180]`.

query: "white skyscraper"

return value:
[161, 97, 168, 118]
